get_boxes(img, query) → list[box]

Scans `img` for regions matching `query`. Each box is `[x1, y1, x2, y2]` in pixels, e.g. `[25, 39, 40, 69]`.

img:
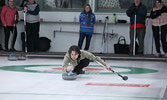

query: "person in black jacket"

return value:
[150, 0, 167, 57]
[126, 0, 147, 55]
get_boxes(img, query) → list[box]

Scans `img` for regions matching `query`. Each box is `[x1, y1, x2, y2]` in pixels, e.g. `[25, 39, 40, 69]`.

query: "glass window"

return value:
[95, 0, 167, 13]
[13, 0, 88, 11]
[42, 0, 88, 11]
[163, 0, 167, 5]
[44, 0, 86, 9]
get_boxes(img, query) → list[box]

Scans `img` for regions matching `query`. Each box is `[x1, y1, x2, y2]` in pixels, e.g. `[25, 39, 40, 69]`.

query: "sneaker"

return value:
[75, 70, 85, 75]
[79, 70, 85, 74]
[155, 53, 161, 57]
[10, 48, 16, 51]
[129, 52, 133, 56]
[4, 48, 9, 51]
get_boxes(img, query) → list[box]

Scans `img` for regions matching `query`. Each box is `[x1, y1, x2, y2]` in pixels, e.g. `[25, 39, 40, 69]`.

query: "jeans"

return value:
[78, 33, 92, 50]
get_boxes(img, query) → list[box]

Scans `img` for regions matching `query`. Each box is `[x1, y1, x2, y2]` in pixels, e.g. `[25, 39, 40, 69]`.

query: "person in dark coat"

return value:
[126, 0, 147, 55]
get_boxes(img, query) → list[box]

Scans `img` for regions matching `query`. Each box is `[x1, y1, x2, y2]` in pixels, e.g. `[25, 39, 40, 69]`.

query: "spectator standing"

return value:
[78, 4, 96, 51]
[150, 0, 167, 57]
[126, 0, 147, 55]
[24, 0, 40, 52]
[1, 0, 19, 51]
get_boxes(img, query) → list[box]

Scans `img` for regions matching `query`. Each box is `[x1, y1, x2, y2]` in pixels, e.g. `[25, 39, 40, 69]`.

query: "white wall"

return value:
[0, 0, 158, 54]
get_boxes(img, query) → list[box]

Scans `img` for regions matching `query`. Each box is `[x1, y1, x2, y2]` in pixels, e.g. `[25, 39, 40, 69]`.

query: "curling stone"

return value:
[62, 71, 77, 80]
[8, 53, 18, 61]
[18, 54, 26, 60]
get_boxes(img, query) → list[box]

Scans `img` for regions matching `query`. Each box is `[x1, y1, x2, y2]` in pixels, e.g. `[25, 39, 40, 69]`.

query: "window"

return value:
[13, 0, 89, 11]
[95, 0, 167, 13]
[44, 0, 86, 9]
[42, 0, 88, 11]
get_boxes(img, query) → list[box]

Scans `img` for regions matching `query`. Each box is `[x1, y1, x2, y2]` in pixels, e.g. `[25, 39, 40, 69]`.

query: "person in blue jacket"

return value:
[78, 4, 96, 50]
[126, 0, 147, 55]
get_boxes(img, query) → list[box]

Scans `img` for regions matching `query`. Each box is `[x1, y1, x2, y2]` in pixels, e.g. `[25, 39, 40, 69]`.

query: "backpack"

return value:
[37, 37, 51, 52]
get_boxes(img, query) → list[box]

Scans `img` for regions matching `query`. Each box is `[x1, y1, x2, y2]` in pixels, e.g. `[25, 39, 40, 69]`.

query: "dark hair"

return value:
[156, 0, 162, 3]
[83, 4, 92, 26]
[68, 45, 81, 55]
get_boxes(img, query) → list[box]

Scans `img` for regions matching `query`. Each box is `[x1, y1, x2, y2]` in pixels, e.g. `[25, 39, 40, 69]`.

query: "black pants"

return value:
[73, 58, 90, 74]
[152, 25, 167, 53]
[129, 28, 146, 54]
[3, 26, 17, 50]
[78, 33, 92, 50]
[26, 22, 40, 52]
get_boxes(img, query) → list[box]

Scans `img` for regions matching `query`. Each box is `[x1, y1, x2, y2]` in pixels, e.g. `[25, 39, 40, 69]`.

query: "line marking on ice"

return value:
[86, 83, 150, 87]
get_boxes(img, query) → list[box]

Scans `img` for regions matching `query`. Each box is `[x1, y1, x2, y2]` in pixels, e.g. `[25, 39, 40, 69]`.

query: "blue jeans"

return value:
[78, 33, 92, 50]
